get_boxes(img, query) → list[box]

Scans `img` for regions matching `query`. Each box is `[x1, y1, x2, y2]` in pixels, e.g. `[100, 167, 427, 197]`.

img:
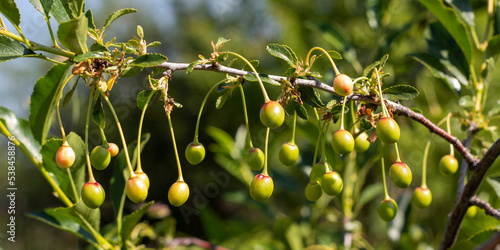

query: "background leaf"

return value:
[57, 15, 88, 54]
[0, 35, 36, 62]
[136, 90, 157, 110]
[29, 0, 54, 18]
[92, 96, 105, 129]
[130, 53, 168, 67]
[383, 84, 419, 100]
[50, 0, 72, 23]
[74, 52, 111, 62]
[121, 201, 154, 241]
[0, 0, 21, 27]
[266, 44, 298, 67]
[242, 73, 279, 86]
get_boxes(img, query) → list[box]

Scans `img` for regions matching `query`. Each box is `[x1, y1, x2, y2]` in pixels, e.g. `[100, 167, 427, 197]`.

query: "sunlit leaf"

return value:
[0, 0, 20, 27]
[242, 73, 279, 86]
[136, 90, 157, 110]
[103, 8, 138, 31]
[121, 201, 154, 241]
[383, 84, 419, 100]
[0, 35, 36, 62]
[266, 44, 298, 67]
[74, 52, 111, 62]
[130, 53, 168, 67]
[57, 15, 88, 54]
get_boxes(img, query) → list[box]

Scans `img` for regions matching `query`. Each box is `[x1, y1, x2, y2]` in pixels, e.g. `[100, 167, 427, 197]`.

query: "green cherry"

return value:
[246, 147, 265, 171]
[321, 171, 343, 196]
[466, 205, 477, 218]
[107, 142, 119, 157]
[333, 74, 353, 96]
[354, 132, 370, 153]
[378, 198, 398, 221]
[310, 162, 329, 183]
[126, 177, 148, 203]
[250, 174, 274, 201]
[389, 162, 412, 189]
[90, 146, 111, 170]
[134, 171, 150, 189]
[259, 101, 285, 129]
[279, 142, 299, 166]
[305, 182, 323, 202]
[168, 181, 190, 207]
[81, 182, 105, 209]
[56, 141, 75, 169]
[331, 130, 355, 155]
[376, 117, 400, 144]
[439, 154, 458, 176]
[412, 186, 432, 208]
[185, 142, 206, 165]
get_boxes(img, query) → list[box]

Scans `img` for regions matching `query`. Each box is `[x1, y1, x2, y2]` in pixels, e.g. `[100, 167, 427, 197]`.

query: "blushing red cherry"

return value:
[107, 142, 119, 157]
[376, 117, 400, 144]
[412, 186, 432, 208]
[185, 142, 205, 165]
[56, 141, 75, 169]
[168, 181, 190, 207]
[333, 74, 353, 96]
[259, 101, 285, 129]
[81, 182, 105, 209]
[250, 174, 274, 201]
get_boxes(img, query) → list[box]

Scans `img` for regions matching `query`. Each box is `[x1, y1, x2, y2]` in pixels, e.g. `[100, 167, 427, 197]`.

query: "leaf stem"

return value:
[193, 79, 226, 143]
[57, 75, 75, 142]
[374, 68, 389, 117]
[305, 46, 340, 76]
[167, 113, 184, 181]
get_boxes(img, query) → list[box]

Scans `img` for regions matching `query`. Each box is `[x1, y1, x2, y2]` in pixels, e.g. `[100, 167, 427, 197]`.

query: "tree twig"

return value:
[470, 195, 500, 220]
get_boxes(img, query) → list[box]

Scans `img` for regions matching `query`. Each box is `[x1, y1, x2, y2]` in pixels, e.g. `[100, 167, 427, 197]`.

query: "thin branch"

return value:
[470, 195, 500, 220]
[456, 123, 478, 204]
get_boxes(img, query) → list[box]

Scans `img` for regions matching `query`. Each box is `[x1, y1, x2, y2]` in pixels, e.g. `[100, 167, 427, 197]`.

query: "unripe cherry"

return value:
[310, 162, 329, 184]
[134, 171, 150, 189]
[126, 177, 148, 203]
[321, 171, 343, 196]
[81, 182, 105, 209]
[279, 142, 299, 166]
[389, 162, 412, 189]
[259, 101, 285, 129]
[56, 141, 75, 169]
[439, 154, 458, 176]
[246, 147, 265, 171]
[90, 145, 111, 170]
[331, 130, 355, 155]
[378, 198, 398, 221]
[354, 132, 370, 153]
[168, 181, 190, 207]
[333, 74, 353, 96]
[107, 142, 119, 157]
[185, 142, 206, 165]
[305, 182, 323, 202]
[466, 205, 477, 218]
[376, 117, 400, 144]
[412, 186, 432, 208]
[250, 174, 274, 201]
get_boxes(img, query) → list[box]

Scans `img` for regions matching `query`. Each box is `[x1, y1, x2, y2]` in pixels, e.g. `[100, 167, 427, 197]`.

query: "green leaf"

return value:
[130, 53, 168, 67]
[147, 41, 161, 48]
[216, 90, 232, 109]
[0, 35, 36, 62]
[120, 66, 143, 78]
[72, 200, 101, 233]
[92, 96, 105, 129]
[29, 0, 53, 19]
[298, 86, 325, 108]
[0, 107, 42, 162]
[266, 44, 298, 67]
[215, 37, 231, 50]
[136, 90, 157, 110]
[74, 51, 111, 62]
[85, 9, 96, 31]
[186, 60, 203, 75]
[136, 25, 144, 39]
[41, 132, 86, 202]
[410, 107, 423, 114]
[62, 77, 79, 107]
[383, 84, 419, 100]
[89, 43, 109, 53]
[0, 0, 20, 27]
[486, 177, 500, 200]
[418, 0, 473, 63]
[410, 53, 463, 94]
[486, 35, 500, 61]
[353, 184, 383, 215]
[242, 73, 280, 86]
[57, 14, 88, 54]
[50, 0, 73, 23]
[316, 50, 342, 60]
[103, 8, 137, 31]
[121, 201, 154, 241]
[29, 64, 70, 144]
[291, 99, 308, 120]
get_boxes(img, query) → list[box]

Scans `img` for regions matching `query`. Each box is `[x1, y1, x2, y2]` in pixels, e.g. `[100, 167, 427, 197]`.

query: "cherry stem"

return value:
[240, 85, 254, 148]
[321, 122, 331, 163]
[262, 127, 270, 176]
[375, 68, 389, 118]
[340, 96, 348, 130]
[221, 51, 270, 102]
[422, 138, 432, 188]
[381, 150, 390, 200]
[101, 92, 135, 178]
[99, 127, 108, 146]
[85, 87, 97, 183]
[291, 110, 297, 144]
[305, 47, 340, 76]
[394, 143, 401, 162]
[66, 168, 79, 202]
[167, 113, 184, 182]
[57, 74, 75, 142]
[311, 108, 324, 165]
[136, 90, 156, 173]
[446, 113, 454, 156]
[194, 79, 226, 143]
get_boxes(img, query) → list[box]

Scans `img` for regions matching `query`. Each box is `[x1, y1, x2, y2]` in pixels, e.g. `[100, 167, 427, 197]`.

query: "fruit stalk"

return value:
[136, 90, 156, 172]
[262, 127, 270, 176]
[56, 75, 75, 142]
[167, 113, 184, 181]
[85, 87, 97, 183]
[380, 152, 390, 200]
[422, 138, 432, 188]
[240, 85, 254, 148]
[305, 46, 340, 76]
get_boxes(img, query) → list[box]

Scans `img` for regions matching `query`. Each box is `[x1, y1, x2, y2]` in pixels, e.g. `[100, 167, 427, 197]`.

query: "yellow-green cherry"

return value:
[376, 117, 400, 144]
[246, 147, 265, 171]
[321, 171, 343, 196]
[305, 182, 323, 202]
[168, 181, 190, 207]
[279, 142, 299, 166]
[259, 101, 285, 129]
[81, 182, 105, 209]
[185, 142, 206, 165]
[412, 186, 432, 208]
[332, 130, 355, 155]
[378, 198, 398, 221]
[134, 171, 150, 189]
[90, 146, 111, 170]
[439, 154, 458, 175]
[389, 162, 412, 189]
[354, 132, 370, 153]
[250, 174, 274, 201]
[126, 177, 148, 203]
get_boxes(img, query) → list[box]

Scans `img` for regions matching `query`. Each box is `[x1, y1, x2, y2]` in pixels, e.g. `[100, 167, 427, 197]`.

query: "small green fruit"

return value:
[134, 171, 150, 189]
[107, 142, 119, 157]
[168, 181, 190, 207]
[389, 162, 412, 189]
[321, 171, 343, 196]
[126, 177, 148, 203]
[310, 162, 329, 183]
[279, 142, 299, 166]
[81, 182, 105, 209]
[56, 142, 75, 169]
[439, 154, 458, 175]
[305, 182, 323, 202]
[333, 74, 353, 96]
[332, 130, 355, 155]
[354, 132, 370, 153]
[246, 147, 265, 171]
[259, 101, 285, 129]
[412, 186, 432, 208]
[466, 205, 477, 218]
[250, 174, 274, 201]
[185, 142, 206, 165]
[376, 117, 400, 144]
[90, 146, 111, 170]
[378, 198, 398, 221]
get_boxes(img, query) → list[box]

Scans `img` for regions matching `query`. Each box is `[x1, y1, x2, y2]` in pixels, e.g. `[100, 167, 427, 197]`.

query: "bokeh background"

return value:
[1, 0, 500, 249]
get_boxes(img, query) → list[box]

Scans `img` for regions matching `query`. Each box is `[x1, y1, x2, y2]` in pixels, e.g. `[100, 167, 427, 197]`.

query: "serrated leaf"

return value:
[120, 66, 143, 78]
[363, 60, 381, 77]
[136, 90, 157, 110]
[0, 0, 20, 27]
[266, 44, 298, 67]
[283, 67, 296, 78]
[316, 50, 342, 60]
[242, 73, 280, 86]
[186, 60, 203, 75]
[359, 119, 374, 131]
[215, 37, 231, 50]
[216, 90, 231, 109]
[298, 87, 325, 108]
[29, 64, 70, 144]
[291, 99, 308, 120]
[74, 51, 111, 62]
[92, 96, 105, 129]
[57, 15, 88, 54]
[62, 77, 79, 107]
[85, 9, 96, 31]
[130, 53, 168, 67]
[103, 8, 137, 31]
[89, 43, 109, 53]
[29, 0, 53, 19]
[214, 53, 228, 63]
[50, 0, 72, 23]
[383, 84, 419, 100]
[0, 107, 42, 162]
[121, 201, 154, 241]
[147, 41, 161, 48]
[330, 104, 349, 117]
[0, 35, 36, 62]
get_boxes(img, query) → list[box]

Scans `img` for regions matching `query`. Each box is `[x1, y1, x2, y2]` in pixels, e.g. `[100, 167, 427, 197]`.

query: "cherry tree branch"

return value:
[470, 196, 500, 220]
